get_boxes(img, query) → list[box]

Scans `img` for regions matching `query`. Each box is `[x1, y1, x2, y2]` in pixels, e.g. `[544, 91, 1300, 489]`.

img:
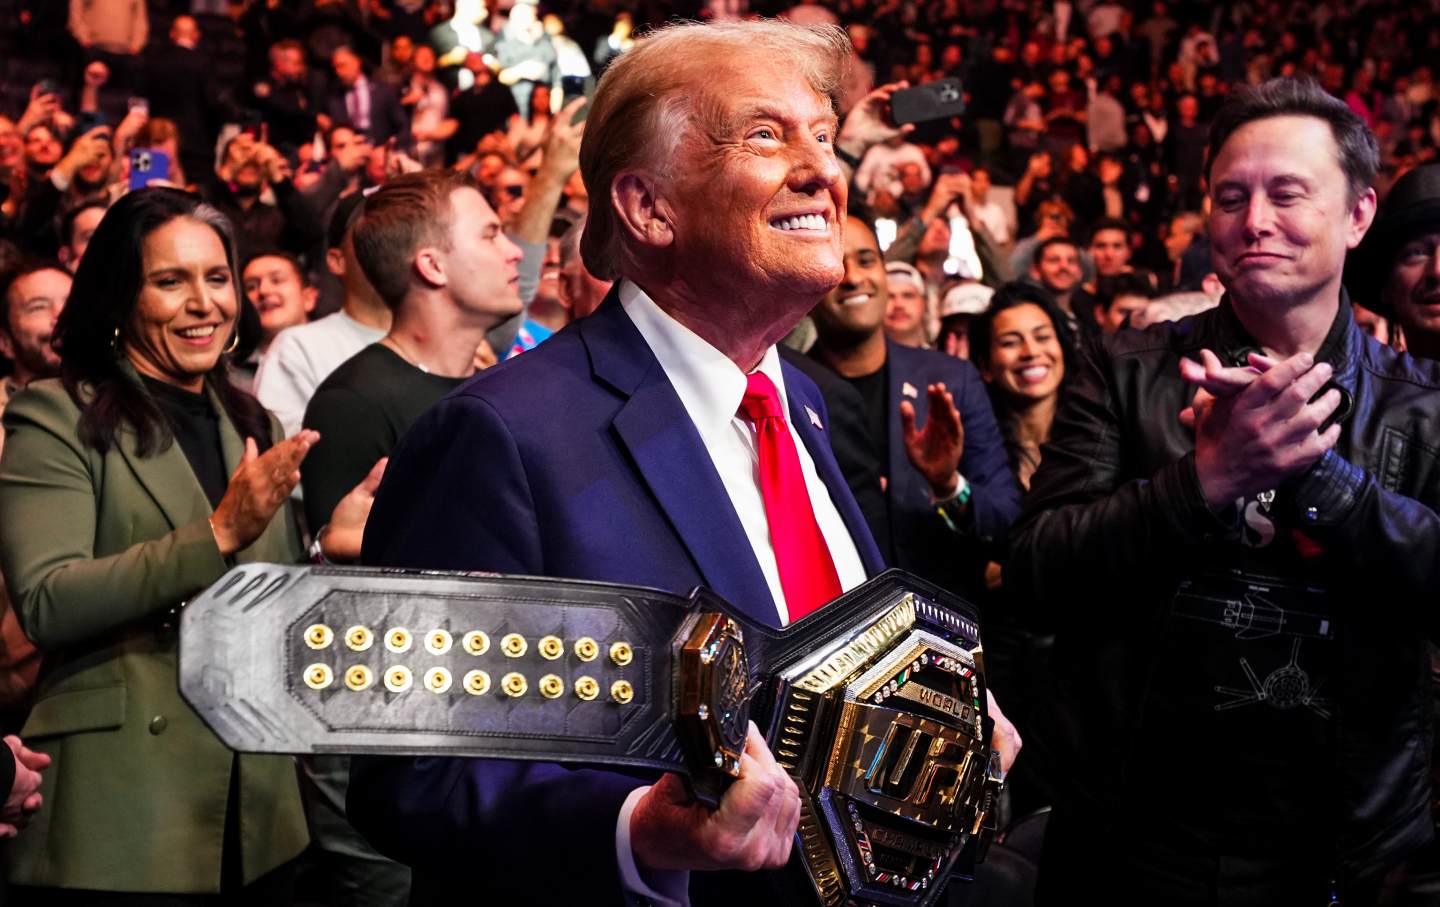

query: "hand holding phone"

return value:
[889, 78, 966, 127]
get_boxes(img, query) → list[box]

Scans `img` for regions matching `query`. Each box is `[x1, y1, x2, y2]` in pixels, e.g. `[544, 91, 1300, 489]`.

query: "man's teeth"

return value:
[772, 213, 827, 231]
[177, 326, 216, 338]
[841, 294, 871, 306]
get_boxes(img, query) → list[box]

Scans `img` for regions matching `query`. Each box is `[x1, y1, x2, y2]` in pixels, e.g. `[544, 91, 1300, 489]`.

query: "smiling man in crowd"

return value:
[809, 213, 1019, 596]
[348, 20, 1016, 906]
[1349, 163, 1440, 362]
[1010, 77, 1440, 904]
[243, 251, 318, 357]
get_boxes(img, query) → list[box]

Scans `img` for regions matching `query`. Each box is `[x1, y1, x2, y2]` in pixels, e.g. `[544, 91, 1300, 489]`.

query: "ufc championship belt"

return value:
[179, 565, 1002, 906]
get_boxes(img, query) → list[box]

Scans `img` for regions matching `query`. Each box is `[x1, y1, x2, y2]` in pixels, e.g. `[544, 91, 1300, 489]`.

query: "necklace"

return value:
[382, 335, 430, 374]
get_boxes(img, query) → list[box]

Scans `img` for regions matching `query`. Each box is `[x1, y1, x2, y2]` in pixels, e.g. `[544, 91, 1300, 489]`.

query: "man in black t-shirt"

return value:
[806, 213, 1019, 597]
[302, 169, 524, 532]
[296, 170, 524, 907]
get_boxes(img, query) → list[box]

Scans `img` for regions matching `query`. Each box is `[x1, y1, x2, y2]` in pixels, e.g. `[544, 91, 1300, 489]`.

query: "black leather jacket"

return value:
[1007, 295, 1440, 874]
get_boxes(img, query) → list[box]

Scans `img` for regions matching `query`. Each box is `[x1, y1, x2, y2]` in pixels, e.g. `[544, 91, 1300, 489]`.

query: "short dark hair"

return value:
[1033, 235, 1079, 267]
[352, 170, 473, 309]
[60, 200, 110, 248]
[1094, 272, 1153, 313]
[327, 191, 367, 252]
[243, 249, 311, 288]
[1206, 76, 1379, 201]
[1087, 216, 1132, 245]
[322, 121, 361, 153]
[0, 259, 68, 333]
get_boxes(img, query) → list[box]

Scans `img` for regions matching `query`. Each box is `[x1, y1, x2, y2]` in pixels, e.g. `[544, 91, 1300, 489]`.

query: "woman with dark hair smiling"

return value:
[966, 280, 1077, 820]
[969, 281, 1077, 493]
[0, 187, 316, 902]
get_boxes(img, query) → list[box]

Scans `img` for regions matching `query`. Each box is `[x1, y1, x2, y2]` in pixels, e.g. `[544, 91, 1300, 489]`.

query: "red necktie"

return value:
[739, 371, 842, 622]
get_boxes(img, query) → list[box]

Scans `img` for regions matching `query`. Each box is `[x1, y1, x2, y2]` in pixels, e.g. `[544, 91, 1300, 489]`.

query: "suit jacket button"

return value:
[149, 715, 168, 735]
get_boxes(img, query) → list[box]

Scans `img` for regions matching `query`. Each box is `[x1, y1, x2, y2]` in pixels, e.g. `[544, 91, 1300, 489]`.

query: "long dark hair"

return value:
[969, 281, 1078, 387]
[969, 281, 1078, 447]
[52, 188, 273, 456]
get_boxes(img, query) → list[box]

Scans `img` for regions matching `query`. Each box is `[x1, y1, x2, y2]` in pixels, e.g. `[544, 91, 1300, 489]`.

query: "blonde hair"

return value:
[578, 19, 852, 280]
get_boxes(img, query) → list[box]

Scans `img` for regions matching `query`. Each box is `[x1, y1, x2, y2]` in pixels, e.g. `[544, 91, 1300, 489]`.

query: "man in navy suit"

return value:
[808, 214, 1022, 596]
[324, 46, 407, 146]
[349, 20, 1016, 906]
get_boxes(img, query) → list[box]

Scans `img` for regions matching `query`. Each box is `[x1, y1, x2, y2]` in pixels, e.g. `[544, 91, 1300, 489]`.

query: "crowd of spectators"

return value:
[0, 0, 1438, 904]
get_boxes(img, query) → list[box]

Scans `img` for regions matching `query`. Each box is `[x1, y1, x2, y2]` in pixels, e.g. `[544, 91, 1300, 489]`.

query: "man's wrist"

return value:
[617, 786, 690, 906]
[930, 471, 962, 501]
[309, 524, 334, 564]
[1284, 449, 1365, 528]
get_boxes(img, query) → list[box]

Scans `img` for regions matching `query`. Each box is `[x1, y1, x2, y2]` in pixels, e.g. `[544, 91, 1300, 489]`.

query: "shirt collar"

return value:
[618, 279, 788, 444]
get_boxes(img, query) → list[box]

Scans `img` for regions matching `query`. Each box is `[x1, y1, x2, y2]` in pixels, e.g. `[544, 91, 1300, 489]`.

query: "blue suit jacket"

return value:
[348, 294, 886, 905]
[882, 340, 1021, 588]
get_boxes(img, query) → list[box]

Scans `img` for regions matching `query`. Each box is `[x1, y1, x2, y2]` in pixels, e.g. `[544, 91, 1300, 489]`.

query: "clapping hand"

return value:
[210, 431, 319, 556]
[1178, 349, 1342, 507]
[320, 457, 388, 563]
[902, 383, 965, 498]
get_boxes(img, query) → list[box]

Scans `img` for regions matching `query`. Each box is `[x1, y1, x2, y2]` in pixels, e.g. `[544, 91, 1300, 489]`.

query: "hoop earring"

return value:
[224, 329, 240, 355]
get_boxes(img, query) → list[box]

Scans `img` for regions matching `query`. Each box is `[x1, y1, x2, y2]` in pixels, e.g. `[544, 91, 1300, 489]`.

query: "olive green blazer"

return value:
[0, 374, 309, 893]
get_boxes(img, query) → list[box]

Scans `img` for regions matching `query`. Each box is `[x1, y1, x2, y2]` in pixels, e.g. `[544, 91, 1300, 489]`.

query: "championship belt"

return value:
[180, 565, 1002, 906]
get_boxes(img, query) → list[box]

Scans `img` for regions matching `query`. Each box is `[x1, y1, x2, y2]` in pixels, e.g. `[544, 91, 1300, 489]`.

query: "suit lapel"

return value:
[113, 372, 243, 534]
[884, 340, 928, 509]
[583, 296, 779, 625]
[784, 363, 887, 577]
[115, 420, 212, 534]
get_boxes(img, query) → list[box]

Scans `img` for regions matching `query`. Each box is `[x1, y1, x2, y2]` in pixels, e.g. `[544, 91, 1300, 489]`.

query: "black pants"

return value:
[1035, 807, 1397, 907]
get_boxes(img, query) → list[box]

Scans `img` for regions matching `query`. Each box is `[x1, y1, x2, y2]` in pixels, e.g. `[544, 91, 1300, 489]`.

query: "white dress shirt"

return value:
[612, 279, 870, 905]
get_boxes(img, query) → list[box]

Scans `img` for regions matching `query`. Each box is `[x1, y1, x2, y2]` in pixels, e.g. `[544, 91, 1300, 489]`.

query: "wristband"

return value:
[308, 524, 333, 565]
[835, 145, 862, 170]
[934, 473, 973, 534]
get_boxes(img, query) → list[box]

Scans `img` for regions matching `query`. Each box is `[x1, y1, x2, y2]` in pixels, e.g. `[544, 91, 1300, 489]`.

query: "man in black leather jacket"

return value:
[1009, 77, 1440, 905]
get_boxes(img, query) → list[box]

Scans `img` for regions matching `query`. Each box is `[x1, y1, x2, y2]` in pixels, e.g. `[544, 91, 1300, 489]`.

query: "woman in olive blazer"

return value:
[0, 189, 318, 901]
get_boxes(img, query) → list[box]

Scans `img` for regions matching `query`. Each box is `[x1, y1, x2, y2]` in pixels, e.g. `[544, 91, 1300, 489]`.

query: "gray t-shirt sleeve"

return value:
[513, 234, 546, 305]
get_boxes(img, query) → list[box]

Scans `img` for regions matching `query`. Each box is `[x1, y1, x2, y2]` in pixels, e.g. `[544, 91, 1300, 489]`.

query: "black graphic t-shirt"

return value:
[1125, 489, 1339, 857]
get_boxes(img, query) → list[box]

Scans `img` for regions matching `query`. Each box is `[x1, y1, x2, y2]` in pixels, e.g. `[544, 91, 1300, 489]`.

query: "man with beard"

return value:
[0, 262, 69, 728]
[808, 213, 1019, 597]
[202, 131, 324, 262]
[1029, 236, 1088, 334]
[0, 262, 67, 426]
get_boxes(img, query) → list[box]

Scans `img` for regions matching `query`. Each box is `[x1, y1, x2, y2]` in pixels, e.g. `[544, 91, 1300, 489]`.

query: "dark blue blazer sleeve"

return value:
[948, 357, 1022, 544]
[350, 392, 645, 906]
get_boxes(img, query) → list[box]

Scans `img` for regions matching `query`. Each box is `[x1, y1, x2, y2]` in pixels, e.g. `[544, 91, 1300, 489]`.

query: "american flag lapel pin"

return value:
[805, 406, 823, 430]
